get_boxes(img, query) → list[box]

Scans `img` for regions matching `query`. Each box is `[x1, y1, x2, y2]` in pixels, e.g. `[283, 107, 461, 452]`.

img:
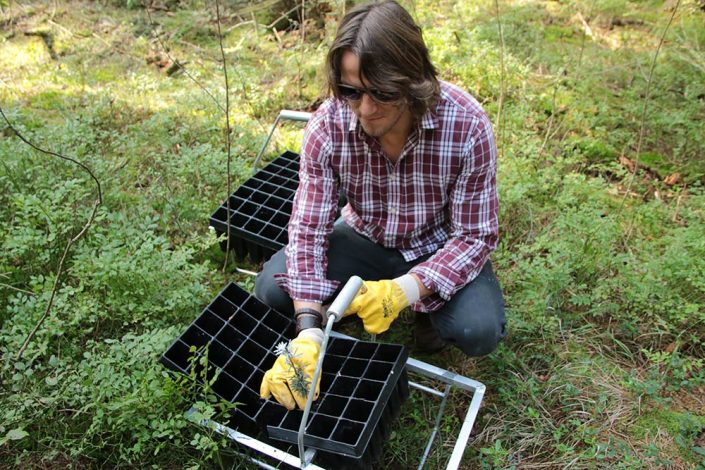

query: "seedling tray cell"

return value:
[161, 282, 409, 468]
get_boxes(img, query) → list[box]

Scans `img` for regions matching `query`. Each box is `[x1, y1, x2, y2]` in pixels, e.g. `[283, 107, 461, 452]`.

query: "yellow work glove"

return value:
[259, 329, 323, 410]
[344, 275, 421, 334]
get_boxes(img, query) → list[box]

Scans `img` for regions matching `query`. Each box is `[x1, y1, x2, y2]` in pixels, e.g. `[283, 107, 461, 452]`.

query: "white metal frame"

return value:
[189, 330, 485, 470]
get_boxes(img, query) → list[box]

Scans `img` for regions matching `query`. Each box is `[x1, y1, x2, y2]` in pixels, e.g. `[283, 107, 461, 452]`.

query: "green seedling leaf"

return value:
[6, 428, 29, 441]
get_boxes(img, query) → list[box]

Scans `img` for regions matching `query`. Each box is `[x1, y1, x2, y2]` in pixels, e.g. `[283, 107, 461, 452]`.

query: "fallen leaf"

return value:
[664, 173, 682, 185]
[6, 428, 28, 440]
[619, 155, 635, 172]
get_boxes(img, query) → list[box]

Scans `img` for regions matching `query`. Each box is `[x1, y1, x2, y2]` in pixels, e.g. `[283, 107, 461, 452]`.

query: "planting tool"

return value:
[296, 276, 363, 467]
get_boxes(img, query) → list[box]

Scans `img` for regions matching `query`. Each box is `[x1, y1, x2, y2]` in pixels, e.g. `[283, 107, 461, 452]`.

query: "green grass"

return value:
[1, 0, 704, 468]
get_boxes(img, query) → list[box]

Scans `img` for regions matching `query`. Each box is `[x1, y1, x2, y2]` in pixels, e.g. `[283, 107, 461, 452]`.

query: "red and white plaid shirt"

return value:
[274, 81, 499, 312]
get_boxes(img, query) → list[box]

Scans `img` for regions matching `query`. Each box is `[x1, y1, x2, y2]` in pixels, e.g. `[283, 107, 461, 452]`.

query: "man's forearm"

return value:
[410, 273, 433, 299]
[293, 299, 323, 313]
[292, 300, 324, 335]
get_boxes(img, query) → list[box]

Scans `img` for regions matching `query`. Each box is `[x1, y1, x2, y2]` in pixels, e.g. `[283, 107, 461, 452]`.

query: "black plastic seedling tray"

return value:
[161, 282, 409, 468]
[209, 151, 298, 263]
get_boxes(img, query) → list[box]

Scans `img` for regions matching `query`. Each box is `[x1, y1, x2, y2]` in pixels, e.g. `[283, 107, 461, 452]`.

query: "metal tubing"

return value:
[253, 115, 280, 171]
[447, 383, 485, 469]
[279, 110, 313, 122]
[409, 380, 446, 398]
[187, 408, 325, 470]
[235, 267, 259, 276]
[233, 450, 278, 470]
[297, 318, 335, 468]
[325, 276, 363, 321]
[417, 384, 452, 470]
[253, 110, 312, 170]
[297, 276, 364, 468]
[406, 356, 486, 393]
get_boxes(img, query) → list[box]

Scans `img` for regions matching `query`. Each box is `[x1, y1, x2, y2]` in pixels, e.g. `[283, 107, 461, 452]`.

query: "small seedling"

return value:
[274, 340, 311, 398]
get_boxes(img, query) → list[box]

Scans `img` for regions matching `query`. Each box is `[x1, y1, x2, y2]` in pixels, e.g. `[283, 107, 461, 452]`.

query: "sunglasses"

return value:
[337, 83, 401, 103]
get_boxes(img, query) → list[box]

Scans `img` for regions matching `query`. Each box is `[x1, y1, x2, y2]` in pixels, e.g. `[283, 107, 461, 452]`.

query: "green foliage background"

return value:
[1, 0, 704, 468]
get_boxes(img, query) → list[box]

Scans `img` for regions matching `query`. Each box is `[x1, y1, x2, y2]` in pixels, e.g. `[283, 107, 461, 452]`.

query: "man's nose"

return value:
[358, 93, 377, 116]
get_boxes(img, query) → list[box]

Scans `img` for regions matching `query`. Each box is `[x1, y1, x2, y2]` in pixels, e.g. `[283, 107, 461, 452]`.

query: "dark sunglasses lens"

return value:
[370, 90, 399, 102]
[339, 85, 363, 100]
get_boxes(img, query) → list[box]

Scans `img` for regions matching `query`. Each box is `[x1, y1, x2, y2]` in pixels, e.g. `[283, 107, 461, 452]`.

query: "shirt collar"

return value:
[348, 110, 359, 132]
[419, 107, 439, 130]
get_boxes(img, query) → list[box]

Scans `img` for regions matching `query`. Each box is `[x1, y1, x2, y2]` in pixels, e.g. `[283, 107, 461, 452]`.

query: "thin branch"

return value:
[215, 0, 233, 273]
[266, 4, 301, 29]
[537, 78, 559, 160]
[493, 0, 506, 160]
[0, 282, 36, 296]
[250, 12, 258, 35]
[298, 0, 305, 99]
[0, 106, 102, 361]
[146, 8, 226, 114]
[575, 1, 596, 80]
[619, 0, 681, 240]
[0, 108, 102, 202]
[17, 200, 100, 361]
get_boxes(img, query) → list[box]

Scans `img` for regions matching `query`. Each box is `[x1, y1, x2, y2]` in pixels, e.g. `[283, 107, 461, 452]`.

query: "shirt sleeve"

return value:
[409, 114, 499, 309]
[273, 107, 341, 302]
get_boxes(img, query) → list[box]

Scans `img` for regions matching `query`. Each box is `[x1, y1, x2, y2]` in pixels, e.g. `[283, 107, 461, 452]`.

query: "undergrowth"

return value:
[1, 0, 704, 468]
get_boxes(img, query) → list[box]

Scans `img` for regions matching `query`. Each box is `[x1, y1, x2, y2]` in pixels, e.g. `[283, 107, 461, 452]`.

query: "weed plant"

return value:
[1, 0, 704, 468]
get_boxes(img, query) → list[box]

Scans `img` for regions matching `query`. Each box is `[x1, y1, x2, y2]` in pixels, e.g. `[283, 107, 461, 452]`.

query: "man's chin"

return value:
[361, 123, 384, 137]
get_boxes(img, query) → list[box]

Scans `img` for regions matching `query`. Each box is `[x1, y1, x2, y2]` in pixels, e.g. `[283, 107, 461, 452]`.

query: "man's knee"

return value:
[254, 251, 293, 315]
[432, 263, 506, 356]
[254, 275, 292, 315]
[444, 311, 506, 356]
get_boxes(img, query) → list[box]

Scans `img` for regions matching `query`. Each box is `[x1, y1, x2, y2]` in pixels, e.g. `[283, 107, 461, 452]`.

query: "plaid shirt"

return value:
[274, 81, 499, 312]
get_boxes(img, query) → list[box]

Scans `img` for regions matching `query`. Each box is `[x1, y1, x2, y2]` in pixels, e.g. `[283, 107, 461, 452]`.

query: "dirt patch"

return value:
[670, 385, 705, 414]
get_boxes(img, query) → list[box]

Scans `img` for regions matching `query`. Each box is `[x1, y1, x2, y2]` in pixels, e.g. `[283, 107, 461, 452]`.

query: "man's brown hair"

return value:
[326, 0, 440, 119]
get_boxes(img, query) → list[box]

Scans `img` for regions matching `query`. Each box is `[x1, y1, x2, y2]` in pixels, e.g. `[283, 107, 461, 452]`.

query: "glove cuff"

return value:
[297, 327, 324, 345]
[393, 274, 421, 305]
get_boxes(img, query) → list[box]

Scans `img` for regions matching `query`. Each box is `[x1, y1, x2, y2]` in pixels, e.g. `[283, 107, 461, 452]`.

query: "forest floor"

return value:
[1, 0, 704, 468]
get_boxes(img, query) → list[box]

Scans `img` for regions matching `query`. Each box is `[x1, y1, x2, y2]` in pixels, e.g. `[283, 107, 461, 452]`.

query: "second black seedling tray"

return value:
[210, 151, 298, 263]
[209, 150, 348, 264]
[161, 282, 409, 467]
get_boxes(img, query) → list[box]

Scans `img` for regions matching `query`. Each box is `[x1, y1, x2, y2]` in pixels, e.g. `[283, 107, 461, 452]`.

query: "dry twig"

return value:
[146, 8, 226, 114]
[215, 0, 233, 273]
[0, 106, 102, 361]
[299, 0, 306, 99]
[620, 0, 682, 242]
[493, 0, 506, 160]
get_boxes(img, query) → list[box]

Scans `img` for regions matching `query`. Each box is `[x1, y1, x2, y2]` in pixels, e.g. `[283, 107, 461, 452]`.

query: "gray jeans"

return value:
[254, 223, 506, 356]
